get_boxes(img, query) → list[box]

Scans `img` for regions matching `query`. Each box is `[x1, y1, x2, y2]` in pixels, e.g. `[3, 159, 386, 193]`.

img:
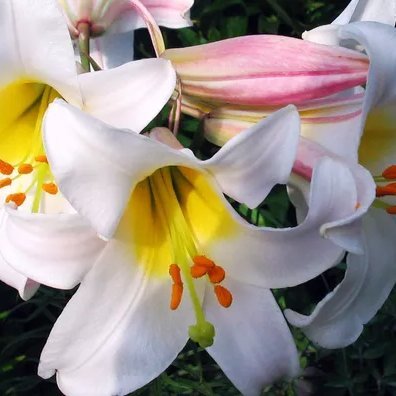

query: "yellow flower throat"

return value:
[123, 166, 236, 347]
[0, 81, 60, 212]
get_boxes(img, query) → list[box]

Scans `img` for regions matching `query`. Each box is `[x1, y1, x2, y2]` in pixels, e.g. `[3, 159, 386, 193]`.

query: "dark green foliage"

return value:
[2, 1, 396, 395]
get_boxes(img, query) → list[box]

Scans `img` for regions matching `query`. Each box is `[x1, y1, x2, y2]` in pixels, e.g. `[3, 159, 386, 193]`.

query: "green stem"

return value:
[78, 22, 91, 73]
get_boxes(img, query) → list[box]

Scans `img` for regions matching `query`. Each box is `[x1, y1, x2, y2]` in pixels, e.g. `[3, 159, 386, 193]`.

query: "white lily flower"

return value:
[27, 99, 367, 395]
[285, 22, 396, 348]
[59, 0, 194, 68]
[0, 0, 176, 299]
[302, 0, 396, 46]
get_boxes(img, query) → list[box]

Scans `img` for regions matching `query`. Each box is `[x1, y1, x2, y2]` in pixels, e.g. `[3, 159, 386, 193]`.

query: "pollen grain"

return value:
[0, 178, 12, 188]
[42, 182, 58, 195]
[170, 283, 183, 310]
[208, 265, 225, 284]
[6, 193, 26, 207]
[0, 160, 14, 175]
[214, 285, 233, 308]
[18, 164, 34, 174]
[193, 255, 215, 268]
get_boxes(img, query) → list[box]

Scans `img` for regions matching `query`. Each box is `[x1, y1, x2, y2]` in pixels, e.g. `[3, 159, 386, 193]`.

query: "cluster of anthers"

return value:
[0, 155, 58, 210]
[168, 255, 233, 348]
[169, 255, 233, 311]
[374, 165, 396, 214]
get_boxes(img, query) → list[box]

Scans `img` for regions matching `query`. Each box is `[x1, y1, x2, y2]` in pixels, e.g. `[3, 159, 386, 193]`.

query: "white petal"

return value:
[204, 106, 300, 208]
[333, 0, 396, 25]
[302, 25, 343, 47]
[0, 206, 104, 290]
[90, 31, 134, 70]
[0, 208, 39, 300]
[43, 100, 199, 239]
[108, 0, 193, 32]
[285, 208, 396, 348]
[0, 254, 39, 301]
[303, 1, 396, 46]
[339, 22, 396, 121]
[208, 157, 364, 289]
[205, 279, 299, 396]
[141, 0, 194, 28]
[292, 137, 375, 253]
[39, 236, 193, 395]
[0, 0, 81, 104]
[79, 58, 176, 131]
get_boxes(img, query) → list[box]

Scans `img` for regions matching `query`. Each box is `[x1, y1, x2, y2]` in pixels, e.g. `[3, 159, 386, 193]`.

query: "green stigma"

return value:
[189, 321, 215, 348]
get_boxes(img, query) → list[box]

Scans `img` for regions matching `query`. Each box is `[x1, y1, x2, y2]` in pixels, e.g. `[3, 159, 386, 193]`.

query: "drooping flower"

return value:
[161, 34, 369, 108]
[284, 21, 396, 348]
[0, 0, 176, 298]
[21, 99, 372, 395]
[59, 0, 193, 68]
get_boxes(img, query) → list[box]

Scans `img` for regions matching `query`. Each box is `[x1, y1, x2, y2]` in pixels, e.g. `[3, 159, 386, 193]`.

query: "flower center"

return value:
[127, 166, 236, 347]
[373, 165, 396, 215]
[0, 81, 60, 212]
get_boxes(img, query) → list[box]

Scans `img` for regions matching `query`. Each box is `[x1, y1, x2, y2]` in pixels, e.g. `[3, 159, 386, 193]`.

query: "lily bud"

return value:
[162, 35, 369, 106]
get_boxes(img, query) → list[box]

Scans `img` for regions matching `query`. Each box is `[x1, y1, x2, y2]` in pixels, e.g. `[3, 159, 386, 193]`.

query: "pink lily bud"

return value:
[162, 35, 369, 106]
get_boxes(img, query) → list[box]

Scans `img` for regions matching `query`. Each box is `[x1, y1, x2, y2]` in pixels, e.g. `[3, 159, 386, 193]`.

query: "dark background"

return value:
[1, 1, 396, 395]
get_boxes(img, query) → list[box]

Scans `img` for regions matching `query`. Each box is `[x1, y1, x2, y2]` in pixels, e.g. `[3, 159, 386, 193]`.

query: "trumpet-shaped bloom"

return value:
[0, 0, 176, 298]
[59, 0, 193, 68]
[285, 22, 396, 348]
[302, 0, 396, 46]
[162, 35, 369, 107]
[25, 99, 370, 395]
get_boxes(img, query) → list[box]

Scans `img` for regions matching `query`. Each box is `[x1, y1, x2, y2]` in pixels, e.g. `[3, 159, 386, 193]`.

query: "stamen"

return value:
[6, 193, 26, 207]
[214, 285, 233, 308]
[169, 263, 182, 285]
[170, 283, 183, 310]
[208, 266, 225, 284]
[190, 264, 209, 278]
[35, 155, 48, 163]
[376, 183, 396, 197]
[193, 255, 215, 268]
[382, 165, 396, 180]
[386, 206, 396, 215]
[42, 182, 58, 195]
[18, 164, 34, 174]
[0, 160, 14, 175]
[0, 178, 12, 188]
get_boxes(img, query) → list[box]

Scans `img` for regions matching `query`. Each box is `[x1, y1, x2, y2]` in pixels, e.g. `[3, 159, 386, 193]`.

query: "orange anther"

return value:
[382, 165, 396, 180]
[0, 178, 11, 188]
[214, 285, 233, 308]
[208, 265, 225, 284]
[170, 283, 183, 310]
[190, 264, 209, 278]
[35, 155, 48, 163]
[18, 163, 33, 174]
[169, 264, 182, 285]
[386, 206, 396, 215]
[193, 255, 215, 268]
[355, 202, 361, 209]
[0, 160, 14, 175]
[6, 193, 26, 207]
[42, 182, 58, 195]
[376, 183, 396, 197]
